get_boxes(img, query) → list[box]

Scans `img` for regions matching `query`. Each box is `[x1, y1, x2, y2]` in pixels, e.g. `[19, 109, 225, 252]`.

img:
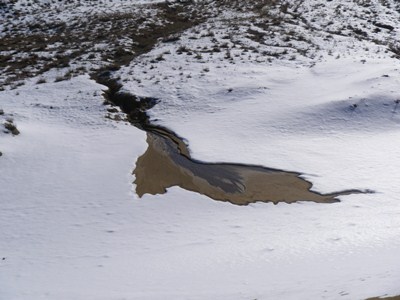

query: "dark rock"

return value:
[373, 22, 394, 31]
[107, 107, 119, 113]
[4, 121, 20, 136]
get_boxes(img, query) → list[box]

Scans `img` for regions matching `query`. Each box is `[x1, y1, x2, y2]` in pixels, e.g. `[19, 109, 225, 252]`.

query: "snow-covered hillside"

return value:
[2, 0, 400, 299]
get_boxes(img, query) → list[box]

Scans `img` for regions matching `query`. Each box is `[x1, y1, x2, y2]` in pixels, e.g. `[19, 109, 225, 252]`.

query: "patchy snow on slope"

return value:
[0, 0, 167, 88]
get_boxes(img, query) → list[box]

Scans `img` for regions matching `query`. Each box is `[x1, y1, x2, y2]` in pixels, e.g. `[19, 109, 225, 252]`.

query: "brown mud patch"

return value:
[134, 128, 367, 205]
[367, 296, 400, 300]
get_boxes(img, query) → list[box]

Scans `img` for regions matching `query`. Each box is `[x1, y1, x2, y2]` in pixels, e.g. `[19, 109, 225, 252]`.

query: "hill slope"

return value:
[1, 1, 400, 299]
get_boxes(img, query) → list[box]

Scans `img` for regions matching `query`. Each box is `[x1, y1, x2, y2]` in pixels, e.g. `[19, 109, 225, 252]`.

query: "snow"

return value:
[0, 76, 146, 299]
[2, 0, 400, 299]
[115, 12, 400, 298]
[119, 29, 400, 194]
[1, 68, 400, 299]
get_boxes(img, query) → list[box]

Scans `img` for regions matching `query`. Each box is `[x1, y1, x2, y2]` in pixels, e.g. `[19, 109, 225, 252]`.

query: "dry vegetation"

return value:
[0, 0, 213, 88]
[1, 0, 400, 90]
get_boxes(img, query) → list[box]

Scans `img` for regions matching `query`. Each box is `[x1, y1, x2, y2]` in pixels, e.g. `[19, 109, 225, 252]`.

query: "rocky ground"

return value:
[1, 0, 399, 89]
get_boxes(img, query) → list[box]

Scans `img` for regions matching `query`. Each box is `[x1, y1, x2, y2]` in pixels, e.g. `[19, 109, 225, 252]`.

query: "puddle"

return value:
[98, 78, 369, 205]
[134, 127, 365, 205]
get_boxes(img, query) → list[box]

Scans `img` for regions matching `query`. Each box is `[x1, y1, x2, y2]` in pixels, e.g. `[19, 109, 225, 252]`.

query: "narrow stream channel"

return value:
[99, 76, 369, 205]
